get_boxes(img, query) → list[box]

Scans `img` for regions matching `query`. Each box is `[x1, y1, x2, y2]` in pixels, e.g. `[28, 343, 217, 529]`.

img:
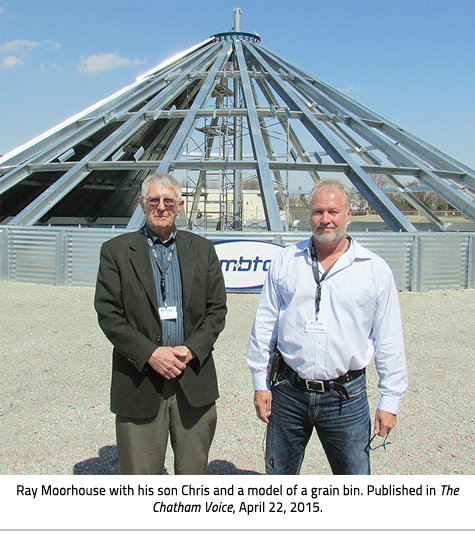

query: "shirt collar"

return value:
[303, 235, 353, 256]
[302, 234, 368, 262]
[144, 224, 177, 246]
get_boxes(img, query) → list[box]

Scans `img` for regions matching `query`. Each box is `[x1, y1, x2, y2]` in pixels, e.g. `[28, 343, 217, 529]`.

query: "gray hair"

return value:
[309, 178, 351, 210]
[141, 172, 182, 200]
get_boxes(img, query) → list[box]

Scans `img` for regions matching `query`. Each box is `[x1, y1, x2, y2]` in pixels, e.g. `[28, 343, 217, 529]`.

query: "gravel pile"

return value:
[0, 281, 474, 475]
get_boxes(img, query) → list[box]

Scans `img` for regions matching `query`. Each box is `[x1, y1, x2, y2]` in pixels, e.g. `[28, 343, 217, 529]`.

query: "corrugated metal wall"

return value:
[1, 226, 474, 291]
[66, 229, 120, 287]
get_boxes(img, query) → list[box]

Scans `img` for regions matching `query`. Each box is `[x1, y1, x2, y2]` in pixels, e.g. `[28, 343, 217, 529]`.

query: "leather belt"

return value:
[280, 362, 365, 399]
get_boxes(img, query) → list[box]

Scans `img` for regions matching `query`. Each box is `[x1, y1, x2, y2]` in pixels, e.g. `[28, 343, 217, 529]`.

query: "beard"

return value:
[312, 223, 348, 244]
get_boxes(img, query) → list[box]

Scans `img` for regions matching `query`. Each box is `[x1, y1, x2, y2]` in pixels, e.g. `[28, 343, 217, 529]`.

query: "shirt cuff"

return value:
[253, 372, 270, 391]
[377, 394, 403, 415]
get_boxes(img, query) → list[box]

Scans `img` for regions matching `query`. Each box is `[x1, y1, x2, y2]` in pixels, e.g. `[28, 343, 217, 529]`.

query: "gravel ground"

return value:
[0, 281, 474, 475]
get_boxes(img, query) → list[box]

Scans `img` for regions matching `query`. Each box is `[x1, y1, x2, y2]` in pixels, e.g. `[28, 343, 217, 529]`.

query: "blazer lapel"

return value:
[176, 231, 195, 311]
[129, 230, 158, 310]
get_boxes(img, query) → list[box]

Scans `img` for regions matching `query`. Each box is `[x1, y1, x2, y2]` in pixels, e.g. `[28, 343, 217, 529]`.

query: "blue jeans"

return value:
[266, 370, 371, 475]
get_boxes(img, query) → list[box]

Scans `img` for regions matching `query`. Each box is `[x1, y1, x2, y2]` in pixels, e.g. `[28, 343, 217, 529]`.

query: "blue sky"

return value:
[1, 0, 474, 168]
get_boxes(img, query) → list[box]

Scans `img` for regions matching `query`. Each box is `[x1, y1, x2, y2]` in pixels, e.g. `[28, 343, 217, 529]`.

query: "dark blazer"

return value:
[94, 228, 227, 419]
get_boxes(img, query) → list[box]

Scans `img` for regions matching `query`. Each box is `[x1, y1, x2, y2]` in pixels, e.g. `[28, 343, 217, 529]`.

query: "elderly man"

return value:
[95, 172, 227, 475]
[247, 178, 408, 475]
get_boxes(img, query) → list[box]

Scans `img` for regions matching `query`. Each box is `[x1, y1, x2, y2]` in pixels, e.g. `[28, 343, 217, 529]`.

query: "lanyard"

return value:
[310, 246, 336, 319]
[143, 226, 176, 308]
[310, 237, 351, 319]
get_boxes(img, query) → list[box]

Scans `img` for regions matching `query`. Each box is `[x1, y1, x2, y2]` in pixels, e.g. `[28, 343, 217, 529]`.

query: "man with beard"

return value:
[247, 178, 407, 475]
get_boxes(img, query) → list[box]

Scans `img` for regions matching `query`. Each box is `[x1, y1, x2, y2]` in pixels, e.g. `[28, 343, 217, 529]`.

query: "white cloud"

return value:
[78, 52, 146, 74]
[0, 39, 61, 55]
[2, 55, 23, 69]
[0, 39, 61, 69]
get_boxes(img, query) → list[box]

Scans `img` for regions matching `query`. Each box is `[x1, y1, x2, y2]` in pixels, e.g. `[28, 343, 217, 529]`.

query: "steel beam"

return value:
[0, 46, 210, 195]
[188, 92, 226, 226]
[243, 41, 416, 233]
[262, 44, 475, 198]
[234, 40, 283, 231]
[0, 75, 175, 196]
[9, 43, 223, 227]
[3, 11, 474, 234]
[261, 44, 475, 185]
[15, 160, 471, 182]
[0, 42, 214, 170]
[233, 65, 243, 230]
[127, 41, 233, 229]
[255, 77, 321, 185]
[322, 114, 445, 229]
[258, 46, 475, 223]
[250, 78, 294, 229]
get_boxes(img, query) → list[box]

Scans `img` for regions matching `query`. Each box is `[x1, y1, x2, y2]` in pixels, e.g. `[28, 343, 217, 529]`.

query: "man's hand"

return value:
[172, 345, 196, 365]
[147, 346, 187, 379]
[254, 390, 273, 424]
[373, 409, 397, 437]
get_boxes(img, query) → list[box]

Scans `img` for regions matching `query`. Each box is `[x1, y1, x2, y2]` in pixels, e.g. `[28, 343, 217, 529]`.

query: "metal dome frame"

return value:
[1, 8, 474, 233]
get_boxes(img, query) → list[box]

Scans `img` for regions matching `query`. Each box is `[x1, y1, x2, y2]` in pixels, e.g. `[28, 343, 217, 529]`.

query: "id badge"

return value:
[305, 319, 327, 333]
[159, 306, 177, 320]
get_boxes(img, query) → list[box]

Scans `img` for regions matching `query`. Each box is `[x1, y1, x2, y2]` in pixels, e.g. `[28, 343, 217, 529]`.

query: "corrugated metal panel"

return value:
[7, 228, 62, 285]
[201, 231, 413, 290]
[419, 234, 470, 290]
[1, 226, 474, 291]
[352, 233, 413, 291]
[65, 228, 130, 287]
[0, 229, 7, 278]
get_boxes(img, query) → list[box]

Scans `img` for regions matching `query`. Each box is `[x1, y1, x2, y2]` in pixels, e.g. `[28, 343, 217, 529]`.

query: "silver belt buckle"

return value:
[305, 379, 325, 392]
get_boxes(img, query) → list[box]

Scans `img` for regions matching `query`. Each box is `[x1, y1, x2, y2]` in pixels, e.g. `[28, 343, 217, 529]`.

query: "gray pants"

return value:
[115, 379, 217, 475]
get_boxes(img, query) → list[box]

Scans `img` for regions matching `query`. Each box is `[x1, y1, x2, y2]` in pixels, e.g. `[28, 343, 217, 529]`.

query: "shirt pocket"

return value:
[329, 286, 372, 325]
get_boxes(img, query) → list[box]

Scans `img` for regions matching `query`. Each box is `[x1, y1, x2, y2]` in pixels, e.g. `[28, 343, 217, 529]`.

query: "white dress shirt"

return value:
[247, 236, 408, 414]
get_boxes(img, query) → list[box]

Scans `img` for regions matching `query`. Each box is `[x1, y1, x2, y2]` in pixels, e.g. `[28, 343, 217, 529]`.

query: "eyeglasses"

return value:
[145, 196, 177, 209]
[368, 431, 392, 451]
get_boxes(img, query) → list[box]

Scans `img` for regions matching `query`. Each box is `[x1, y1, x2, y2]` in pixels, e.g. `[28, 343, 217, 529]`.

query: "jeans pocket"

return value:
[274, 372, 290, 388]
[348, 388, 367, 400]
[346, 374, 367, 399]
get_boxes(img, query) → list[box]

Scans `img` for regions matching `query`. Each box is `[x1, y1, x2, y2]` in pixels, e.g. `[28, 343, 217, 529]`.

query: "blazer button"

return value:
[156, 336, 162, 342]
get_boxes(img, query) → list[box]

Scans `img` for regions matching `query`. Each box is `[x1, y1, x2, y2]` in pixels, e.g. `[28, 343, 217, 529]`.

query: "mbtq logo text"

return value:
[213, 240, 284, 291]
[220, 256, 272, 272]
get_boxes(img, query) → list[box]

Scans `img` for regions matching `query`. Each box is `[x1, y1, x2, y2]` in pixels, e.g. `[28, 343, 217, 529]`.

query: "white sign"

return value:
[213, 240, 284, 291]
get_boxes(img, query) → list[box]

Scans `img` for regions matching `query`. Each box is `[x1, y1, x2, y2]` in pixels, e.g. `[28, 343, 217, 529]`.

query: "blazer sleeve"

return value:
[94, 239, 158, 372]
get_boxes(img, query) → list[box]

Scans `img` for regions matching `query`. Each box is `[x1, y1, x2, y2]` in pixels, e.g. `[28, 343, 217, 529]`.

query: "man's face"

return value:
[310, 187, 351, 244]
[139, 183, 184, 240]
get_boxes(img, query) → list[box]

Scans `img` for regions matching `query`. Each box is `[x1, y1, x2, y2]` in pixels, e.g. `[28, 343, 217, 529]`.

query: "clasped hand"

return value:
[147, 345, 194, 379]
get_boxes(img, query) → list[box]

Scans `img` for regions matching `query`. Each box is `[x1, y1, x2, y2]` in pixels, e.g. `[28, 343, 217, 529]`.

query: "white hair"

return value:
[309, 178, 351, 210]
[141, 172, 182, 200]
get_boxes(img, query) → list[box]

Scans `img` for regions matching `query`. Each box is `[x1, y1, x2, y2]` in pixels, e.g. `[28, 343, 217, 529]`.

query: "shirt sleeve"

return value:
[371, 264, 408, 414]
[247, 255, 282, 391]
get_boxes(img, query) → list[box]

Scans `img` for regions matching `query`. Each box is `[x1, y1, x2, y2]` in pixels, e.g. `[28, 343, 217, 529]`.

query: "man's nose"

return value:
[156, 197, 167, 210]
[321, 211, 331, 224]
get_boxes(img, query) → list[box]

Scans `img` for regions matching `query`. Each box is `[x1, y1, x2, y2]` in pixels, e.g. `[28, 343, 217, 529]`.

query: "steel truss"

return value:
[1, 9, 474, 232]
